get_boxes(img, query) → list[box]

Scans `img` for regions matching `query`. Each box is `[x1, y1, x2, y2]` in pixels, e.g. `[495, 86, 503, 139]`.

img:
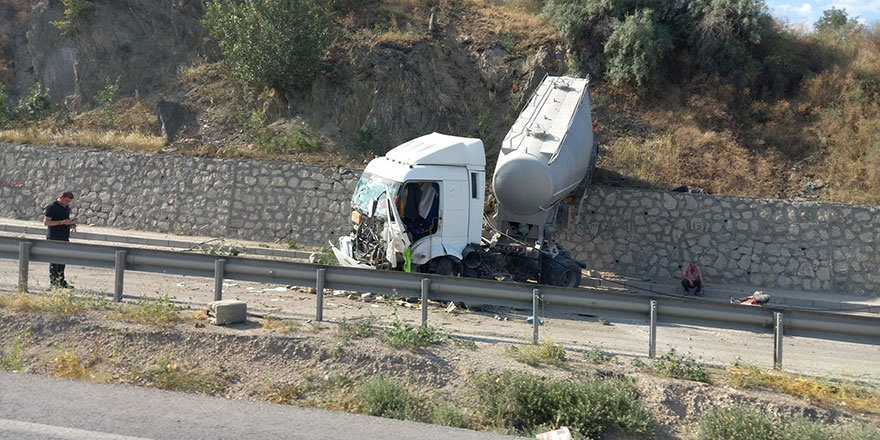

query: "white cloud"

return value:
[793, 3, 813, 14]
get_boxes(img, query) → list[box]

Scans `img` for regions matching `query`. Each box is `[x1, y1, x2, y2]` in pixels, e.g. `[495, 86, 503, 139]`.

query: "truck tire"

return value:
[429, 256, 460, 277]
[541, 255, 582, 288]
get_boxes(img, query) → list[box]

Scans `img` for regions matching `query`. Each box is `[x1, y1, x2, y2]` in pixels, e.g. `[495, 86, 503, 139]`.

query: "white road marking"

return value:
[0, 418, 153, 440]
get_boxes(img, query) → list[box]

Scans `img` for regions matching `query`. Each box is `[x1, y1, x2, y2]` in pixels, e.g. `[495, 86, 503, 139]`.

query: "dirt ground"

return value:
[1, 258, 879, 438]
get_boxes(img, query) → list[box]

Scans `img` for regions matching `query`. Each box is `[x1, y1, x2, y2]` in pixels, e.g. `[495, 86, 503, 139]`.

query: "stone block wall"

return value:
[559, 187, 880, 296]
[0, 144, 358, 246]
[2, 144, 878, 296]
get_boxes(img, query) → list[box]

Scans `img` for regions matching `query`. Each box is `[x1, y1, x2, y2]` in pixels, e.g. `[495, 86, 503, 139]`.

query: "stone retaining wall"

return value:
[0, 144, 357, 247]
[559, 187, 879, 296]
[2, 144, 877, 296]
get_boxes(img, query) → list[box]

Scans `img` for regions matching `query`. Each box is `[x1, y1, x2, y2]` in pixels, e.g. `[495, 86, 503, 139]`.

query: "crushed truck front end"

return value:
[332, 133, 486, 272]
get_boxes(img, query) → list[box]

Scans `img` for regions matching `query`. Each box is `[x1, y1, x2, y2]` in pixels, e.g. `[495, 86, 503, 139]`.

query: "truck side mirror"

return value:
[368, 198, 378, 217]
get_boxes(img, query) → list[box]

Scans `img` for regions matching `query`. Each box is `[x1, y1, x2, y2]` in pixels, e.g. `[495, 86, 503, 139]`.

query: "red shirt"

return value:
[683, 265, 702, 282]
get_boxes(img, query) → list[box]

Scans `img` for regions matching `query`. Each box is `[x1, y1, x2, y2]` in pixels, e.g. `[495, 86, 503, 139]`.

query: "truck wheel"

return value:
[542, 256, 581, 288]
[430, 256, 460, 277]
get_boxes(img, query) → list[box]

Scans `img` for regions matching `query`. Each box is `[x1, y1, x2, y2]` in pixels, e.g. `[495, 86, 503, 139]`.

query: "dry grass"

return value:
[261, 315, 300, 334]
[726, 366, 880, 413]
[0, 128, 164, 152]
[0, 290, 109, 316]
[49, 348, 108, 382]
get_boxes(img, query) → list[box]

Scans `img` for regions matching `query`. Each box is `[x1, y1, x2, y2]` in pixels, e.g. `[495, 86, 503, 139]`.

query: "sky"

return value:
[766, 0, 880, 29]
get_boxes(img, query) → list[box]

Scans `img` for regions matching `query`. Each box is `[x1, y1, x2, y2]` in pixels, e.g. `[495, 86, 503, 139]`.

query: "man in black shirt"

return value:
[44, 191, 76, 288]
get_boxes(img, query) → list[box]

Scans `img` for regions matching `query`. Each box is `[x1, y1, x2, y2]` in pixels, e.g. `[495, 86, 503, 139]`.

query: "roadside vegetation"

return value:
[725, 365, 880, 413]
[0, 290, 184, 326]
[631, 349, 712, 383]
[696, 405, 880, 440]
[505, 340, 568, 367]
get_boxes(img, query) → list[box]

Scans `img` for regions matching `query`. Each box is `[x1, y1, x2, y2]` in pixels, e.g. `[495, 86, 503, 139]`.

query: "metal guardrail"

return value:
[2, 236, 879, 369]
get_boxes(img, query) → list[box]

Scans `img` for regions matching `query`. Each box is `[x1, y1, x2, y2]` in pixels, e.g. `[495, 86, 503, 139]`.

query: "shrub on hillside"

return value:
[0, 84, 8, 127]
[203, 0, 332, 90]
[16, 83, 52, 121]
[541, 0, 615, 46]
[604, 9, 672, 89]
[51, 0, 96, 36]
[473, 371, 654, 438]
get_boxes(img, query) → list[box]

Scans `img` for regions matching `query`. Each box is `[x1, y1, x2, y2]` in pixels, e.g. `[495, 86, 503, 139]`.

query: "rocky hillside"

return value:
[0, 0, 562, 168]
[2, 0, 880, 204]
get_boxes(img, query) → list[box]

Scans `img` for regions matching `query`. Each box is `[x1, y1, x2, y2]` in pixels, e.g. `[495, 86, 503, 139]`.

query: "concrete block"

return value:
[209, 300, 247, 325]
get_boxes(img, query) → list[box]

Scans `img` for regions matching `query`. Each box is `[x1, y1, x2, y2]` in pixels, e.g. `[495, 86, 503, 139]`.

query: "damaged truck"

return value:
[331, 75, 597, 288]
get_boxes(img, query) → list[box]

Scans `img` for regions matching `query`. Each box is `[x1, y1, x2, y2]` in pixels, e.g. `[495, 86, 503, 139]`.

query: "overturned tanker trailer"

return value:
[331, 75, 597, 287]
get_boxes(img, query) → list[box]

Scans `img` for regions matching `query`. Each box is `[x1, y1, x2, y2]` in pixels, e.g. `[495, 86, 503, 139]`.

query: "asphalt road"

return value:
[0, 371, 519, 440]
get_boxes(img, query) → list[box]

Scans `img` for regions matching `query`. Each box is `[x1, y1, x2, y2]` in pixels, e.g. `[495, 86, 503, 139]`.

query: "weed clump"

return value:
[139, 355, 227, 394]
[355, 376, 416, 420]
[381, 313, 445, 350]
[649, 349, 710, 382]
[696, 405, 880, 440]
[472, 370, 654, 438]
[336, 318, 376, 341]
[584, 346, 613, 364]
[0, 335, 26, 371]
[115, 295, 181, 327]
[430, 403, 470, 428]
[505, 341, 568, 367]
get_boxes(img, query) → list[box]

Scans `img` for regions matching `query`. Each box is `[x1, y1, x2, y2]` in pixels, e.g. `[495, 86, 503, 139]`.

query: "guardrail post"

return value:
[532, 288, 540, 344]
[421, 278, 430, 328]
[316, 268, 326, 322]
[114, 250, 127, 302]
[213, 259, 226, 301]
[649, 300, 657, 358]
[774, 312, 784, 369]
[18, 242, 31, 293]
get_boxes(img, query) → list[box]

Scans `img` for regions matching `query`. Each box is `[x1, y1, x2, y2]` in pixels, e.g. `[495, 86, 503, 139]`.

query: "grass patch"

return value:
[726, 365, 880, 413]
[584, 346, 613, 364]
[0, 290, 109, 316]
[648, 349, 710, 382]
[0, 128, 164, 152]
[335, 318, 376, 341]
[139, 355, 226, 394]
[696, 405, 880, 440]
[505, 341, 568, 367]
[381, 312, 445, 350]
[430, 402, 471, 428]
[49, 349, 89, 380]
[355, 376, 416, 420]
[473, 370, 654, 438]
[451, 337, 477, 350]
[262, 315, 300, 334]
[264, 382, 304, 404]
[0, 334, 27, 371]
[115, 295, 181, 327]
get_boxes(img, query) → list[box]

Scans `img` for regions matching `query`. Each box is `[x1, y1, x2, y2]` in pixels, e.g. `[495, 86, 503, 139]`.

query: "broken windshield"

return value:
[351, 172, 400, 217]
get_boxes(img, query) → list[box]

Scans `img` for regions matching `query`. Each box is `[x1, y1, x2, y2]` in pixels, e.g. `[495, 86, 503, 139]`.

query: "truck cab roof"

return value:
[384, 132, 485, 167]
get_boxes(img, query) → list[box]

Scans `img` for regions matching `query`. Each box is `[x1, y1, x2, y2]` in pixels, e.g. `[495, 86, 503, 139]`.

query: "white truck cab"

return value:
[332, 133, 486, 273]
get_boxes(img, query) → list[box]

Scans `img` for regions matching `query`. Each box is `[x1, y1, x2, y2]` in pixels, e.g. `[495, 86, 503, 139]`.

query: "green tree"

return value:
[202, 0, 333, 90]
[814, 7, 863, 37]
[604, 9, 672, 88]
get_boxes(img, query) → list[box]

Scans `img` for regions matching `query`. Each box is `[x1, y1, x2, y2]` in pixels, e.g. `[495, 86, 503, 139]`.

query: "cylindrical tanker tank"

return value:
[493, 76, 593, 222]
